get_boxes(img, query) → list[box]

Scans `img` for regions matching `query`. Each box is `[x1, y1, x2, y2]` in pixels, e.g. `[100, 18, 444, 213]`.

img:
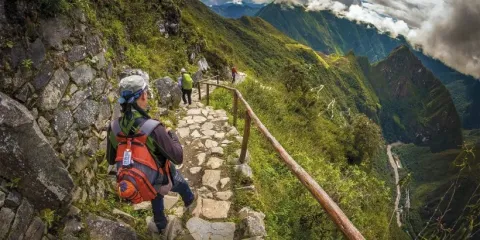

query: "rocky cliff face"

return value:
[364, 46, 463, 151]
[0, 92, 74, 210]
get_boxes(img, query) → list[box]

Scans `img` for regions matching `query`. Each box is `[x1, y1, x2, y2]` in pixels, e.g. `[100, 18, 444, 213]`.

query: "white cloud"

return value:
[306, 0, 347, 11]
[408, 0, 480, 79]
[306, 0, 412, 38]
[345, 5, 410, 37]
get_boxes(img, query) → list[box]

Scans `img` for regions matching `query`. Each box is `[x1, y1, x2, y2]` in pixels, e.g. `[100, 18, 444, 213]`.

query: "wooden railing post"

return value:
[239, 110, 251, 163]
[198, 82, 201, 101]
[206, 84, 210, 106]
[216, 75, 219, 84]
[233, 91, 238, 127]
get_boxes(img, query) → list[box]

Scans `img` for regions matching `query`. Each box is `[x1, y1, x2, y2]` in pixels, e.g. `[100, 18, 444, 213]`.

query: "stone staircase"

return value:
[153, 83, 266, 240]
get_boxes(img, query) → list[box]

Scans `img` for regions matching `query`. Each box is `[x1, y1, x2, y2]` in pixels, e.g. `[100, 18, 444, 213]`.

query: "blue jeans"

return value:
[151, 171, 194, 231]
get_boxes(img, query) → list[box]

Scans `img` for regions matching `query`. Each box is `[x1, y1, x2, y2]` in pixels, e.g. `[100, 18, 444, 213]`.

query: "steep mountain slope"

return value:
[361, 46, 463, 152]
[256, 4, 480, 129]
[414, 53, 480, 129]
[256, 4, 401, 62]
[210, 3, 264, 18]
[181, 0, 329, 79]
[0, 0, 394, 239]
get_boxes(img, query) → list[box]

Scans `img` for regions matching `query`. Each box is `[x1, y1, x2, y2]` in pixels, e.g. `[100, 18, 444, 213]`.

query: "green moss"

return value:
[40, 208, 57, 229]
[21, 59, 33, 70]
[5, 177, 21, 190]
[5, 40, 14, 48]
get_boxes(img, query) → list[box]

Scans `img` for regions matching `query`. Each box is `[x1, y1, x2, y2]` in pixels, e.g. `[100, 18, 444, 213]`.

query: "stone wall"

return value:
[1, 0, 118, 208]
[0, 0, 127, 238]
[0, 0, 200, 238]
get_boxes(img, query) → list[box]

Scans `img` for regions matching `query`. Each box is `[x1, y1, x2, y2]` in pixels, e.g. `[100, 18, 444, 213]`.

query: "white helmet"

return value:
[181, 68, 187, 73]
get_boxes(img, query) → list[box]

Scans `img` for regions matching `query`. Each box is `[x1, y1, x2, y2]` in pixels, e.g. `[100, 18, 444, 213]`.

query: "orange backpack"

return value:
[111, 119, 172, 203]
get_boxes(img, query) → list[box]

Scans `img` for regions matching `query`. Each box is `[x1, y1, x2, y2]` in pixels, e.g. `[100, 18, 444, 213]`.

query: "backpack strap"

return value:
[139, 119, 160, 136]
[111, 119, 122, 136]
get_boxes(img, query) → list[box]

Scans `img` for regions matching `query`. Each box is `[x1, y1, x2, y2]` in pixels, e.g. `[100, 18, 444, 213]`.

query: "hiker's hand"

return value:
[167, 129, 179, 141]
[166, 127, 172, 132]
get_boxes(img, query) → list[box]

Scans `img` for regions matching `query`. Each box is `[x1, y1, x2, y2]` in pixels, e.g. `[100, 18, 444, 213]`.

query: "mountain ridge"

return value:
[256, 3, 480, 129]
[210, 2, 264, 18]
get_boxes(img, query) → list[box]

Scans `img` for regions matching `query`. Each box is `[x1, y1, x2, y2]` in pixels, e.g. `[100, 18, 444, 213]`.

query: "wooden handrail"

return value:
[198, 81, 365, 240]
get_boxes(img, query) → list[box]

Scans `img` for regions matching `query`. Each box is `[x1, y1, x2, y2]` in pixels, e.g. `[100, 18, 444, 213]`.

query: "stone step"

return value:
[172, 85, 263, 239]
[186, 217, 235, 240]
[192, 198, 231, 219]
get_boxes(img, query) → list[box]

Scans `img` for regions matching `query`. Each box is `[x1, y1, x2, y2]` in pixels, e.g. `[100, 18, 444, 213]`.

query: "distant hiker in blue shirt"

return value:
[178, 68, 193, 105]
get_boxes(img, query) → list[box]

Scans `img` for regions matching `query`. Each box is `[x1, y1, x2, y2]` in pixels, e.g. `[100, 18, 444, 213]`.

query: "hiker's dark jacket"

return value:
[106, 116, 183, 169]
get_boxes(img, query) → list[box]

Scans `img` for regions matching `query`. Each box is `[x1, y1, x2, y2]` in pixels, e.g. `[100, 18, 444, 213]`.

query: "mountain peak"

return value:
[382, 45, 425, 73]
[365, 45, 463, 151]
[389, 45, 414, 58]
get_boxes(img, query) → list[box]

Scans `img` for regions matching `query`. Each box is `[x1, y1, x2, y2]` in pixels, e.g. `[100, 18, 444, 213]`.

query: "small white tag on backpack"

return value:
[123, 150, 132, 166]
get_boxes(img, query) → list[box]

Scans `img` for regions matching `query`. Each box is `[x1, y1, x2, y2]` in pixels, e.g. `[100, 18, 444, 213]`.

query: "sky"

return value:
[203, 0, 480, 79]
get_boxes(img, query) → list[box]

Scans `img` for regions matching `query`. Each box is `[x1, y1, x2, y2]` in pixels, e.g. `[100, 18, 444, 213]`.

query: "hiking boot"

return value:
[147, 216, 168, 240]
[184, 193, 197, 213]
[147, 216, 161, 233]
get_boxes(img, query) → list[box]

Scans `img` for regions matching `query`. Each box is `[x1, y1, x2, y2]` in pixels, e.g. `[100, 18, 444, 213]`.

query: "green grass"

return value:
[208, 74, 392, 239]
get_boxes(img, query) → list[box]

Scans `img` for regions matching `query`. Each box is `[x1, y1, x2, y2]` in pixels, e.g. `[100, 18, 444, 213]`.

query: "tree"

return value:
[278, 63, 317, 119]
[346, 114, 383, 164]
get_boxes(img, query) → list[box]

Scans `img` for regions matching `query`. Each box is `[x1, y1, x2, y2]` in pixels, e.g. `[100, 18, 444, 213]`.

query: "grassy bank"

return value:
[208, 77, 393, 239]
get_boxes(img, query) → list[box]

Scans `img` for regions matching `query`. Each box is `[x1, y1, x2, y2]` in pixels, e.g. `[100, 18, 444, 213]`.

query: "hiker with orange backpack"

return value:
[106, 75, 194, 233]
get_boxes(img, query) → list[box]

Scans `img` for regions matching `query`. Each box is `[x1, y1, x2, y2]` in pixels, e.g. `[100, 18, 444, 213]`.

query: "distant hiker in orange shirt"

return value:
[231, 66, 238, 84]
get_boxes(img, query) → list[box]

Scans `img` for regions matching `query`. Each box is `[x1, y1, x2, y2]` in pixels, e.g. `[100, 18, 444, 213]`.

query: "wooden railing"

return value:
[198, 81, 366, 240]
